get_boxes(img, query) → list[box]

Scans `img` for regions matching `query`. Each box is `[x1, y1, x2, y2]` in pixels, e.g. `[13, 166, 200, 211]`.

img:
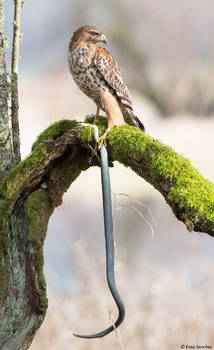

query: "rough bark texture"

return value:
[0, 116, 214, 349]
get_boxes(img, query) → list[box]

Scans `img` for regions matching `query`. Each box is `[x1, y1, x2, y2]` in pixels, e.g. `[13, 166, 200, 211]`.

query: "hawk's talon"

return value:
[96, 130, 109, 149]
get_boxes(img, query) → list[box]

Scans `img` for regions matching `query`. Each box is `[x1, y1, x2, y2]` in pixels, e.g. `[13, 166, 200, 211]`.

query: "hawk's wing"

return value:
[93, 46, 133, 111]
[93, 46, 145, 131]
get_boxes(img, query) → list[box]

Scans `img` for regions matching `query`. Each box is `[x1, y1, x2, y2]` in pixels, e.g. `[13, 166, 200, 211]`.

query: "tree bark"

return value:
[0, 116, 214, 349]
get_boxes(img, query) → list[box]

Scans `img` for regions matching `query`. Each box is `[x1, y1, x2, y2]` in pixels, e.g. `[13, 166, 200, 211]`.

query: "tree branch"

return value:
[0, 116, 213, 349]
[11, 0, 22, 164]
[104, 120, 214, 235]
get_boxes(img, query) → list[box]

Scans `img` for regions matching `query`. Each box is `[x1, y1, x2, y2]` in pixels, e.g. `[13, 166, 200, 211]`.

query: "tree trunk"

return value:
[0, 116, 214, 349]
[0, 119, 93, 349]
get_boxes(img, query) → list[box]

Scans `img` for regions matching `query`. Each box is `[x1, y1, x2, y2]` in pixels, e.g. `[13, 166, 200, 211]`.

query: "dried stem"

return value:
[11, 0, 22, 164]
[0, 0, 14, 180]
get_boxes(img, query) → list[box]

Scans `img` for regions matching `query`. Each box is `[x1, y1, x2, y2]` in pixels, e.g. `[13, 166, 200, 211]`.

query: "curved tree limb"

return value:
[0, 116, 214, 349]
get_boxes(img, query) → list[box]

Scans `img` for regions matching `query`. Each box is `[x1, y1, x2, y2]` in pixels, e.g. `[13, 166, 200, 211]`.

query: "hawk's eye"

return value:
[90, 31, 99, 37]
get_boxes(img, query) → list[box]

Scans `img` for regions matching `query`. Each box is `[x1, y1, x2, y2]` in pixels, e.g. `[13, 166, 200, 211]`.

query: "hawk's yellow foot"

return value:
[96, 128, 110, 149]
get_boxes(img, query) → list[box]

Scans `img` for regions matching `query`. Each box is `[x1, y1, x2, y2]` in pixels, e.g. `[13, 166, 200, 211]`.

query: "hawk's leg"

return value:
[93, 105, 100, 124]
[96, 90, 124, 149]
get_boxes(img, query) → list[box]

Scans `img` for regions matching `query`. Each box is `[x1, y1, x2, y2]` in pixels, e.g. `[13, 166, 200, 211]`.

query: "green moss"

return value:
[168, 171, 214, 224]
[31, 115, 107, 151]
[75, 115, 107, 142]
[108, 125, 146, 163]
[0, 144, 50, 297]
[108, 125, 214, 230]
[24, 190, 53, 310]
[84, 114, 108, 129]
[77, 119, 214, 231]
[76, 124, 94, 143]
[32, 119, 79, 151]
[0, 145, 47, 203]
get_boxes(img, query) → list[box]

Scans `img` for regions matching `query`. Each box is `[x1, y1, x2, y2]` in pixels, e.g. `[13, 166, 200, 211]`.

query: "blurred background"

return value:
[4, 0, 214, 349]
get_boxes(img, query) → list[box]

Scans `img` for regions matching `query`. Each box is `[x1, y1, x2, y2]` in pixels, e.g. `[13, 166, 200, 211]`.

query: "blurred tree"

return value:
[0, 0, 14, 181]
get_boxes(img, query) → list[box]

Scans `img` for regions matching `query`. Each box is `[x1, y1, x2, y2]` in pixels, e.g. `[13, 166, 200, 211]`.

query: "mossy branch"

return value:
[84, 116, 214, 236]
[0, 116, 214, 349]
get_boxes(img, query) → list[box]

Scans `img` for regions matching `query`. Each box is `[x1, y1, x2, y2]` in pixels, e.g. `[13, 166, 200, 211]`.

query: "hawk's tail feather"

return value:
[119, 102, 145, 132]
[134, 115, 145, 132]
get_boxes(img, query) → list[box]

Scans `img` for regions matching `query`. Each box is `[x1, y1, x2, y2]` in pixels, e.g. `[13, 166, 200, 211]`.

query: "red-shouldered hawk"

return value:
[68, 25, 145, 145]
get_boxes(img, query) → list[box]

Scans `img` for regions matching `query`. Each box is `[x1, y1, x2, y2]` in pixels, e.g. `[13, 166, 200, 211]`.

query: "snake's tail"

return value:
[73, 325, 116, 339]
[73, 206, 125, 339]
[73, 293, 125, 339]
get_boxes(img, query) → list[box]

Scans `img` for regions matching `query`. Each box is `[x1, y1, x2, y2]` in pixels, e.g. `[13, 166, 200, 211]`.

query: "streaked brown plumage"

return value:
[68, 25, 145, 143]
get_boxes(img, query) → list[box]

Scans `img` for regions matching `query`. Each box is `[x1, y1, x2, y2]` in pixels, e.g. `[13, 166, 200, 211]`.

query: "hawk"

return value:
[68, 25, 145, 145]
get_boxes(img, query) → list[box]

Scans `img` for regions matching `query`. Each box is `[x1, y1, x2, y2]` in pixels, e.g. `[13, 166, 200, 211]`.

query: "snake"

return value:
[73, 123, 125, 339]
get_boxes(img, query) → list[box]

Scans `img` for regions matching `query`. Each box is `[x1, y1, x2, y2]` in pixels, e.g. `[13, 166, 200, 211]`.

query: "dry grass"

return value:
[114, 192, 155, 238]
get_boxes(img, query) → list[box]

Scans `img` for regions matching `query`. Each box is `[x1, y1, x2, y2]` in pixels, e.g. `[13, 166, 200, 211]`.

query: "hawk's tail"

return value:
[133, 115, 145, 132]
[128, 109, 145, 132]
[119, 102, 145, 132]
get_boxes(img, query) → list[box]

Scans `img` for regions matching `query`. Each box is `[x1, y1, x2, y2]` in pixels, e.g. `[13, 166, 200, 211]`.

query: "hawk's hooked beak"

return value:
[99, 33, 107, 45]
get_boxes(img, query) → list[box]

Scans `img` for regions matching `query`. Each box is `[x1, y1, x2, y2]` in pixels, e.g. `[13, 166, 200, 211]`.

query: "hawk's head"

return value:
[71, 25, 107, 45]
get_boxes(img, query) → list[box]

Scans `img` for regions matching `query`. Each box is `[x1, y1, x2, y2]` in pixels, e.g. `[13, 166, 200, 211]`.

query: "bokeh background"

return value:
[4, 1, 214, 349]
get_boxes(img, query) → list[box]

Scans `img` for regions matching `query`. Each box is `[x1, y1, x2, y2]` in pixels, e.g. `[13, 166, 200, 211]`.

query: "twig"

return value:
[115, 192, 155, 237]
[117, 205, 155, 237]
[117, 192, 155, 226]
[11, 0, 22, 164]
[0, 0, 14, 179]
